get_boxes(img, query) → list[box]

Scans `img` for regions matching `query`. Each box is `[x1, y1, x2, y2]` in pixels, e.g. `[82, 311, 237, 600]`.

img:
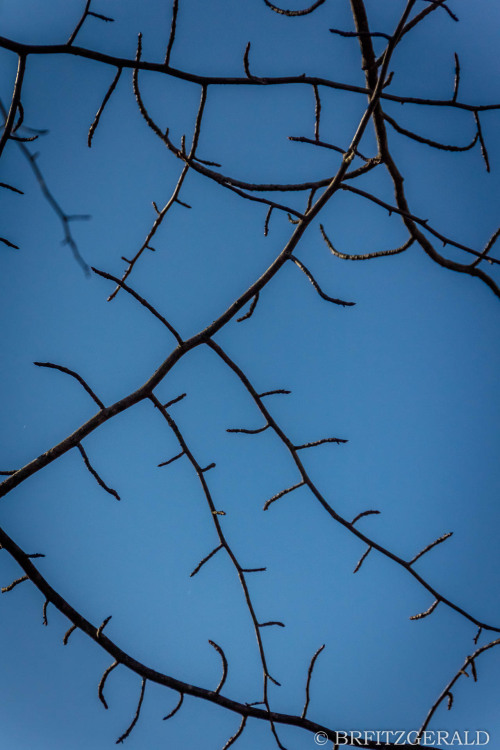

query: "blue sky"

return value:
[0, 1, 499, 748]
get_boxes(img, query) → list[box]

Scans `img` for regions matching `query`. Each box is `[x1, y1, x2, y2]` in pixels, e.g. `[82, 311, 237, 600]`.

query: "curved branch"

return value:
[263, 0, 326, 16]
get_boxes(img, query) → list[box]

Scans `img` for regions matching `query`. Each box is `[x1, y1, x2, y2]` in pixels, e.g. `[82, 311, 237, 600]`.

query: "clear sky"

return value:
[0, 1, 499, 749]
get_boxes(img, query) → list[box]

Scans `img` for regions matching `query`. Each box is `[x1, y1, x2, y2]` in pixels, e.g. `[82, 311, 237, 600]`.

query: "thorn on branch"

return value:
[208, 639, 228, 694]
[227, 423, 269, 435]
[351, 510, 381, 525]
[302, 644, 325, 719]
[63, 624, 77, 645]
[410, 599, 440, 621]
[446, 691, 454, 710]
[212, 510, 226, 516]
[237, 292, 259, 322]
[163, 691, 184, 720]
[201, 462, 216, 472]
[222, 716, 247, 749]
[2, 575, 29, 593]
[27, 552, 45, 558]
[353, 546, 371, 574]
[287, 212, 300, 225]
[158, 451, 184, 467]
[33, 361, 105, 409]
[190, 544, 223, 577]
[289, 255, 355, 307]
[96, 615, 112, 639]
[98, 661, 118, 710]
[77, 443, 120, 500]
[174, 197, 192, 209]
[264, 480, 305, 511]
[116, 677, 146, 744]
[263, 0, 326, 16]
[88, 67, 122, 148]
[409, 532, 453, 565]
[258, 621, 285, 628]
[474, 627, 482, 645]
[295, 437, 348, 449]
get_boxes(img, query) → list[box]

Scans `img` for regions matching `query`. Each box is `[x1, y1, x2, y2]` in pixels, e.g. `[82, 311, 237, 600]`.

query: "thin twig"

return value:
[222, 716, 247, 749]
[190, 544, 223, 577]
[237, 292, 259, 322]
[164, 0, 179, 66]
[295, 437, 348, 449]
[351, 510, 381, 525]
[97, 615, 112, 638]
[302, 644, 325, 718]
[410, 599, 439, 620]
[208, 639, 228, 694]
[353, 546, 371, 574]
[289, 255, 355, 306]
[88, 67, 122, 147]
[163, 691, 184, 720]
[158, 451, 184, 468]
[263, 0, 326, 16]
[474, 111, 490, 172]
[92, 267, 183, 344]
[77, 443, 120, 500]
[2, 574, 29, 593]
[0, 54, 26, 160]
[264, 481, 305, 511]
[116, 678, 146, 743]
[98, 661, 118, 710]
[63, 624, 77, 645]
[452, 52, 460, 101]
[33, 361, 104, 408]
[409, 532, 453, 566]
[312, 84, 321, 141]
